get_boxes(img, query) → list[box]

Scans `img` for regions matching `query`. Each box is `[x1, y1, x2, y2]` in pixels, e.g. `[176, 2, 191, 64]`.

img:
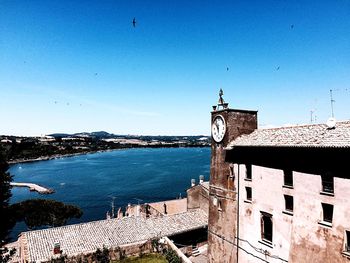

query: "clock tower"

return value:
[208, 89, 258, 263]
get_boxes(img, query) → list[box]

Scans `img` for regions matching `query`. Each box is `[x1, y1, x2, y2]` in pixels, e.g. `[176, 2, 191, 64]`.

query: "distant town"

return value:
[0, 132, 210, 163]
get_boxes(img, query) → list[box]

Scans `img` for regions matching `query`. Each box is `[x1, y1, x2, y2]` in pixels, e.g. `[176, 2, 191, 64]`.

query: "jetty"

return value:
[10, 182, 54, 194]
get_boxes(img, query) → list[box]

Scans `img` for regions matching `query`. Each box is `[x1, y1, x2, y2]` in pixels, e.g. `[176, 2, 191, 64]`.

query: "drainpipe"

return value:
[236, 164, 240, 263]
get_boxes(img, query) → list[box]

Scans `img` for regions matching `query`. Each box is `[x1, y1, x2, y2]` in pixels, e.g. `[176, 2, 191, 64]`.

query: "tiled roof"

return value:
[227, 121, 350, 149]
[22, 209, 207, 262]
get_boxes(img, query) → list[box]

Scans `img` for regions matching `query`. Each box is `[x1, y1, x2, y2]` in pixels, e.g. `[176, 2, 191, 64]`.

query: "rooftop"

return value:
[20, 209, 207, 262]
[227, 121, 350, 149]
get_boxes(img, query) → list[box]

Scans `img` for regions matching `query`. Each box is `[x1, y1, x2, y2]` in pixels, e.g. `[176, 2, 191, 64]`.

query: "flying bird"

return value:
[226, 67, 229, 71]
[276, 66, 280, 71]
[132, 18, 137, 28]
[94, 73, 98, 76]
[291, 24, 294, 29]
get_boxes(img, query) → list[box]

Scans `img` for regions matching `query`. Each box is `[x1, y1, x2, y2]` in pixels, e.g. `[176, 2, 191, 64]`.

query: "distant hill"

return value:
[48, 132, 210, 141]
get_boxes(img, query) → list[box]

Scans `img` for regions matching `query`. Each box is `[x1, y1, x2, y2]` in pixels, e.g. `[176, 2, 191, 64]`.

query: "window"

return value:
[246, 187, 252, 201]
[261, 212, 273, 243]
[283, 170, 293, 187]
[321, 174, 334, 194]
[322, 203, 333, 224]
[218, 200, 222, 211]
[284, 195, 293, 213]
[245, 164, 252, 180]
[345, 231, 350, 252]
[229, 165, 234, 179]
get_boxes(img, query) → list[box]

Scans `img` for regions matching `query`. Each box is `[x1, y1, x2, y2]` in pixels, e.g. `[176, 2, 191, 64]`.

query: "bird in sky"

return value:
[94, 73, 98, 76]
[226, 67, 229, 71]
[132, 18, 137, 28]
[276, 66, 280, 71]
[291, 24, 294, 29]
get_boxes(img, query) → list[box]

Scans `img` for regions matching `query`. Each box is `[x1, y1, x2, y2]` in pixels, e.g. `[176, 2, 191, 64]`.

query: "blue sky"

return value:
[0, 0, 349, 136]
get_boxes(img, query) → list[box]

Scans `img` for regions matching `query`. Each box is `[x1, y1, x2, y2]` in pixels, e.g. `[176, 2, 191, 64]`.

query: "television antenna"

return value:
[310, 109, 317, 124]
[330, 89, 335, 118]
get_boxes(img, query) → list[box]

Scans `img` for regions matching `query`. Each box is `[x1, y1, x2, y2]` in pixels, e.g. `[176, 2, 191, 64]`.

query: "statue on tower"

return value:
[213, 89, 229, 111]
[218, 89, 225, 106]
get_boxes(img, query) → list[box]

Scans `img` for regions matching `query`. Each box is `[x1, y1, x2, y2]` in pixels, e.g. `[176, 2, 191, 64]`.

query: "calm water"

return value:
[9, 147, 210, 239]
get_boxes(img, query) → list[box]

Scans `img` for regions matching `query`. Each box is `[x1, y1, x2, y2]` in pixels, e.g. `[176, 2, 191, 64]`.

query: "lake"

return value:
[9, 147, 210, 239]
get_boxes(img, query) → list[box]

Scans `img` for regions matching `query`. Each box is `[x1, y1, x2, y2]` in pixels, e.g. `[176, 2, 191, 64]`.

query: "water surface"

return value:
[9, 148, 210, 239]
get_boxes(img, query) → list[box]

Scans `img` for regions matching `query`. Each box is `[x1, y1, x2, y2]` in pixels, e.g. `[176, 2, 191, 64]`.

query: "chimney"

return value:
[191, 179, 196, 187]
[136, 204, 140, 217]
[199, 175, 204, 184]
[53, 242, 61, 255]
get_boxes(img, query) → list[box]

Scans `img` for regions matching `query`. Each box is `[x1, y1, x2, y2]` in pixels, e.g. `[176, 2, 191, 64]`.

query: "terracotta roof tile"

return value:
[227, 121, 350, 148]
[22, 209, 207, 262]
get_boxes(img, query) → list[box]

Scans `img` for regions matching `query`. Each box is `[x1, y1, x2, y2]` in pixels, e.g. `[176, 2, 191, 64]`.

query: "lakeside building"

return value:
[208, 92, 350, 263]
[13, 180, 209, 262]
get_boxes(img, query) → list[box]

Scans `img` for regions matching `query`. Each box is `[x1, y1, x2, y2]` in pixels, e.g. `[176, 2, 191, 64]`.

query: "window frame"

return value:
[283, 170, 293, 188]
[320, 203, 334, 227]
[345, 230, 350, 253]
[284, 195, 294, 215]
[260, 212, 273, 244]
[245, 186, 252, 202]
[320, 173, 334, 195]
[245, 164, 252, 181]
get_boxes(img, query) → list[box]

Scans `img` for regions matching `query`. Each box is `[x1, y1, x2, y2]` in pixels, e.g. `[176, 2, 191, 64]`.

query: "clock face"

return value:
[212, 115, 226, 143]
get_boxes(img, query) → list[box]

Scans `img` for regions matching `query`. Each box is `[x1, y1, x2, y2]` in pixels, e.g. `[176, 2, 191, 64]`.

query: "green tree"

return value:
[11, 199, 82, 229]
[0, 154, 16, 262]
[92, 247, 110, 263]
[164, 249, 181, 263]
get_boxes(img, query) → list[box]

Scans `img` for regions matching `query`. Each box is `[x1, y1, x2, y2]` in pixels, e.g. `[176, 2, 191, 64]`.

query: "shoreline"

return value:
[8, 145, 209, 165]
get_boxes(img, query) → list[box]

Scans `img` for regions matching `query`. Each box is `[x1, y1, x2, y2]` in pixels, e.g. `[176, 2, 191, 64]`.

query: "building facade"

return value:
[208, 93, 350, 262]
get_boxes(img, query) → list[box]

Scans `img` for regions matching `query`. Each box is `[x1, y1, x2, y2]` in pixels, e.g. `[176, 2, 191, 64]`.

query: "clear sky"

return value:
[0, 0, 349, 136]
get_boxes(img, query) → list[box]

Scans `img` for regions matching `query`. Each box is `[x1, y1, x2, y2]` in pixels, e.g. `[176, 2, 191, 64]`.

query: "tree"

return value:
[92, 247, 110, 263]
[0, 154, 15, 262]
[11, 199, 82, 229]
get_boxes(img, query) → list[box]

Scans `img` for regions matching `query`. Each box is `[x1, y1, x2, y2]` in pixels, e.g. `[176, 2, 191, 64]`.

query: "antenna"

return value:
[330, 89, 335, 118]
[111, 196, 116, 218]
[310, 110, 314, 124]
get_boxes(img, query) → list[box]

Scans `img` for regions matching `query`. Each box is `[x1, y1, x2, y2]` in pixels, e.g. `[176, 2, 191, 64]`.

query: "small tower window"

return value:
[245, 164, 252, 180]
[218, 200, 222, 211]
[246, 187, 252, 201]
[322, 203, 334, 224]
[283, 170, 293, 187]
[261, 212, 273, 243]
[229, 165, 234, 179]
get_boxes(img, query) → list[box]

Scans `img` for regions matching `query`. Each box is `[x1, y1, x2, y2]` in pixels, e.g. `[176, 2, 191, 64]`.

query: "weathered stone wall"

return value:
[187, 185, 200, 210]
[187, 183, 209, 214]
[148, 198, 187, 215]
[208, 108, 257, 263]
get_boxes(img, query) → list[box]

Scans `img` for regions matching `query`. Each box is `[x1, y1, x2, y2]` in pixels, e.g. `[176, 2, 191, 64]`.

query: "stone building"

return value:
[208, 92, 350, 263]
